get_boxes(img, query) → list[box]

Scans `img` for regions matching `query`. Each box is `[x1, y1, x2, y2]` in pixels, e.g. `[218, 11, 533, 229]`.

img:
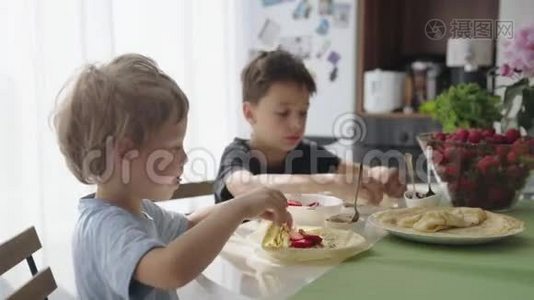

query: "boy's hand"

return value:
[367, 166, 406, 198]
[334, 166, 406, 205]
[232, 187, 292, 226]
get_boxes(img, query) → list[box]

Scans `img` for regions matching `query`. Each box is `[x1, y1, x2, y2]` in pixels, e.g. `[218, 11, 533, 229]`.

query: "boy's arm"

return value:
[133, 187, 289, 290]
[226, 169, 340, 196]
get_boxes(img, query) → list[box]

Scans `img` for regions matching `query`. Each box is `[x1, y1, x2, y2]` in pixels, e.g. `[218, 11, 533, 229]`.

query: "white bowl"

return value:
[285, 193, 343, 226]
[324, 213, 356, 230]
[403, 190, 441, 208]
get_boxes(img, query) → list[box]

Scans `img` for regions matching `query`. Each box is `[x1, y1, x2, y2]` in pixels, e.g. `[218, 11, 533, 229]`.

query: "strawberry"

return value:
[433, 149, 447, 165]
[444, 146, 459, 161]
[506, 165, 527, 182]
[481, 128, 496, 138]
[298, 229, 323, 245]
[487, 134, 507, 144]
[459, 178, 477, 193]
[511, 140, 529, 155]
[496, 145, 509, 159]
[527, 139, 534, 154]
[476, 155, 499, 175]
[290, 239, 314, 248]
[507, 151, 519, 164]
[434, 132, 447, 141]
[468, 130, 483, 144]
[444, 165, 460, 180]
[495, 134, 508, 144]
[288, 200, 302, 206]
[504, 128, 521, 144]
[454, 129, 469, 142]
[487, 187, 513, 208]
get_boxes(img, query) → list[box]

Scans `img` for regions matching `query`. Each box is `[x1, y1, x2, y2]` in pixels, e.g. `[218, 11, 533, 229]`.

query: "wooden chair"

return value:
[0, 227, 57, 300]
[169, 180, 214, 199]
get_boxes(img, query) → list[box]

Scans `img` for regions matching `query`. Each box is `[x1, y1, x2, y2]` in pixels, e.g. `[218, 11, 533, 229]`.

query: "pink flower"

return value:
[501, 23, 534, 77]
[500, 63, 513, 76]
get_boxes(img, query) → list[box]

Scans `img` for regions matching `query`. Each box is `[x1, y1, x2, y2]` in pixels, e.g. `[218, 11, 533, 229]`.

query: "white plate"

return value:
[368, 208, 525, 245]
[248, 224, 369, 262]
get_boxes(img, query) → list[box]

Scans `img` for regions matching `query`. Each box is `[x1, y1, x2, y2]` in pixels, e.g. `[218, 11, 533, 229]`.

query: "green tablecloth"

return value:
[292, 201, 534, 300]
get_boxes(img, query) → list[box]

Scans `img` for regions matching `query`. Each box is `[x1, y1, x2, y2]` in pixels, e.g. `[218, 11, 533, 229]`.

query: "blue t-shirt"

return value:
[73, 195, 189, 299]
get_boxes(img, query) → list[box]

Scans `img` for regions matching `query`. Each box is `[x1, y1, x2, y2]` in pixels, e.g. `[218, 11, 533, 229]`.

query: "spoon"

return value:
[425, 146, 436, 197]
[404, 153, 419, 199]
[351, 165, 363, 222]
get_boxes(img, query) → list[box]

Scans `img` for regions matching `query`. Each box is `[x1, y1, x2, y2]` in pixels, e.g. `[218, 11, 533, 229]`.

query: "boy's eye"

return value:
[275, 111, 289, 117]
[299, 111, 308, 117]
[171, 146, 182, 153]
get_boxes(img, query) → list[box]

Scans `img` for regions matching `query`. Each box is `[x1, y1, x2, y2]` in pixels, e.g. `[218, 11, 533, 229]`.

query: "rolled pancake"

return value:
[377, 207, 523, 235]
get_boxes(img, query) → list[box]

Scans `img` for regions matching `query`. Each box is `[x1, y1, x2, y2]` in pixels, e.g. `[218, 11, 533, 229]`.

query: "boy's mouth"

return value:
[284, 135, 302, 143]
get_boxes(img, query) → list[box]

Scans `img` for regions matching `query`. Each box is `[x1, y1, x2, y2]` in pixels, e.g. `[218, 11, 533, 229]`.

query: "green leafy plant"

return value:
[420, 83, 502, 133]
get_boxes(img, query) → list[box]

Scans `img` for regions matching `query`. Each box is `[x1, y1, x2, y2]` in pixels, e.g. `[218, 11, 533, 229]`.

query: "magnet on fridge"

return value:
[292, 0, 312, 19]
[315, 18, 330, 36]
[327, 51, 341, 65]
[318, 0, 333, 15]
[258, 19, 281, 46]
[316, 39, 331, 58]
[262, 0, 295, 7]
[333, 3, 351, 27]
[329, 66, 338, 82]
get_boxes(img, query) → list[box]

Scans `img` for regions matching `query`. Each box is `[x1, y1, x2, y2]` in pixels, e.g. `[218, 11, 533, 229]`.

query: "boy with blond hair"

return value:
[54, 54, 291, 299]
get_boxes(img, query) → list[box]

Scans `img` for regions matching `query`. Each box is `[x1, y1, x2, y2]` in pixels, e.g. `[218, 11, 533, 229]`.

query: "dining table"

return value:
[292, 199, 534, 300]
[160, 185, 534, 300]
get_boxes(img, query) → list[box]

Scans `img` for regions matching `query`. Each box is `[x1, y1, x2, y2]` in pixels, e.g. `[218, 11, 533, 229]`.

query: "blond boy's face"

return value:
[244, 81, 310, 152]
[128, 118, 188, 201]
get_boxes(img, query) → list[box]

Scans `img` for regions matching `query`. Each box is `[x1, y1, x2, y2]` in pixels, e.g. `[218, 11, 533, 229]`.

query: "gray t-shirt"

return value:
[73, 195, 189, 299]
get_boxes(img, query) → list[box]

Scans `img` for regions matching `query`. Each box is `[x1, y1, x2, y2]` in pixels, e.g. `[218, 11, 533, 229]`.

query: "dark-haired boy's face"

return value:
[244, 81, 310, 152]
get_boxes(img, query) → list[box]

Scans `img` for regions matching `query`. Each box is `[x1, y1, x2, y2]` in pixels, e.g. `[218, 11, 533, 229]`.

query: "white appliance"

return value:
[364, 69, 406, 113]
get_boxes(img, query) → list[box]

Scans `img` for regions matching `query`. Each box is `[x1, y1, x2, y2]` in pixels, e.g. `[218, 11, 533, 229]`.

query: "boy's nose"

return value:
[289, 117, 304, 132]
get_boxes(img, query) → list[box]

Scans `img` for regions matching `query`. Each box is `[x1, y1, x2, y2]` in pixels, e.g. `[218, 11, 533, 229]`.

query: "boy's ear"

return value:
[243, 102, 256, 125]
[115, 137, 136, 160]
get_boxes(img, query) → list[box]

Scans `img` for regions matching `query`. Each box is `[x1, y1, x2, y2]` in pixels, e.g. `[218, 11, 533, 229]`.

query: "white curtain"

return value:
[0, 0, 247, 297]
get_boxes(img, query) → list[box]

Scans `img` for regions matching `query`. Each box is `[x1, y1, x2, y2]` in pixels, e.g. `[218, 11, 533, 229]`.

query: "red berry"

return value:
[444, 165, 460, 179]
[496, 145, 509, 159]
[291, 239, 314, 248]
[506, 165, 526, 180]
[477, 155, 499, 175]
[433, 149, 447, 165]
[487, 187, 505, 203]
[468, 130, 483, 144]
[511, 140, 529, 155]
[507, 151, 519, 164]
[505, 128, 521, 144]
[493, 134, 508, 144]
[444, 146, 457, 161]
[288, 200, 302, 206]
[298, 229, 323, 245]
[434, 132, 447, 141]
[459, 178, 477, 192]
[481, 128, 496, 138]
[454, 129, 469, 142]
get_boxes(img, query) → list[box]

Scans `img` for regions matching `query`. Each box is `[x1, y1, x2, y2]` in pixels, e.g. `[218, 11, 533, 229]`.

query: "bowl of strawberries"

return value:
[419, 128, 534, 211]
